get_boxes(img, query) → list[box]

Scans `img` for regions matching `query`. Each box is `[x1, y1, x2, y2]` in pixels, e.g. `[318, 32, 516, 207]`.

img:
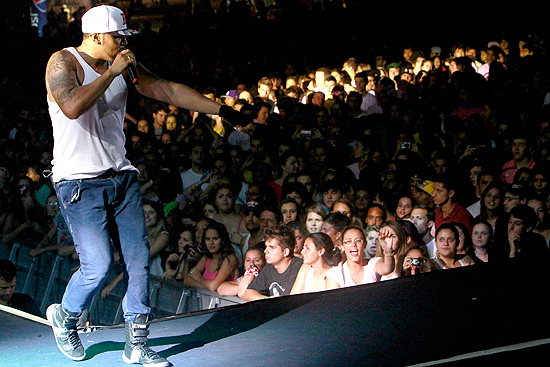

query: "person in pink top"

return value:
[184, 221, 239, 292]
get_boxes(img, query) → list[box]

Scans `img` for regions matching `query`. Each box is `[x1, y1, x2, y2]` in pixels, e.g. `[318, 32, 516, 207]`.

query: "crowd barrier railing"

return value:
[1, 241, 245, 326]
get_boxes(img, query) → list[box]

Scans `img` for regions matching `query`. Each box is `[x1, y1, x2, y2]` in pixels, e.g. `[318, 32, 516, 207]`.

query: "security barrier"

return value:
[1, 241, 244, 326]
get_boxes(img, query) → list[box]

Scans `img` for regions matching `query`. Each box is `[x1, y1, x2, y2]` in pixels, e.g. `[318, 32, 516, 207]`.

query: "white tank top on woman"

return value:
[48, 47, 136, 183]
[326, 257, 382, 287]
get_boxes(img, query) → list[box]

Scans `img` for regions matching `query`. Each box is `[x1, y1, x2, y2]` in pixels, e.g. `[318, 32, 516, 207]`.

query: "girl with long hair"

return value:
[325, 223, 397, 288]
[184, 221, 239, 292]
[291, 232, 342, 294]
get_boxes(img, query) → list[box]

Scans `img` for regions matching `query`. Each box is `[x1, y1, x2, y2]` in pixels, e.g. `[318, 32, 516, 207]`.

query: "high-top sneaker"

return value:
[122, 314, 171, 366]
[46, 303, 85, 361]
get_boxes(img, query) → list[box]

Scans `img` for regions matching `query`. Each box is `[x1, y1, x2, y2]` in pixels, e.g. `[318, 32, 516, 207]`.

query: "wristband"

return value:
[218, 105, 252, 127]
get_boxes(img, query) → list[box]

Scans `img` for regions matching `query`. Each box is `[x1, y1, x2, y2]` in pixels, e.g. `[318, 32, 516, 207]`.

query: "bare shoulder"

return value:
[45, 49, 79, 95]
[46, 50, 76, 81]
[297, 263, 310, 274]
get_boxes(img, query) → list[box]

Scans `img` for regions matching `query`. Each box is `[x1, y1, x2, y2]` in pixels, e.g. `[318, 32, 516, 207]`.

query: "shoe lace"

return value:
[63, 330, 83, 350]
[136, 343, 162, 360]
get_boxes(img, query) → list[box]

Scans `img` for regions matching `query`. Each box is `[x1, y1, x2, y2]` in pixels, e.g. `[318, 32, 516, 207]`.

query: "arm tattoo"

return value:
[46, 51, 78, 105]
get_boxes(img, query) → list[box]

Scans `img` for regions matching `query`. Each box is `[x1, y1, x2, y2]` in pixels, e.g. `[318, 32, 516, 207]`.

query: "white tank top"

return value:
[48, 47, 137, 182]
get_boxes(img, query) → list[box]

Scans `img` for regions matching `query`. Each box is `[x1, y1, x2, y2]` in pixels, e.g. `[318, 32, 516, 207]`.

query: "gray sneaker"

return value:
[123, 314, 171, 366]
[46, 303, 85, 361]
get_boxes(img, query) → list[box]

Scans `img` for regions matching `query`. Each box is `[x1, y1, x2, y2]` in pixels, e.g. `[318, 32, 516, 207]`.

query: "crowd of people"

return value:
[2, 3, 550, 310]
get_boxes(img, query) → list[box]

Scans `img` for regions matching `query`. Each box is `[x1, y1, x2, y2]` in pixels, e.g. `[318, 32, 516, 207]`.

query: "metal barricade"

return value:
[3, 244, 245, 326]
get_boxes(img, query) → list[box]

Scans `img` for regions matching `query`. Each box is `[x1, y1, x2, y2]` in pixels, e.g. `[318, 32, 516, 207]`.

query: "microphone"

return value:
[127, 63, 139, 85]
[120, 47, 139, 85]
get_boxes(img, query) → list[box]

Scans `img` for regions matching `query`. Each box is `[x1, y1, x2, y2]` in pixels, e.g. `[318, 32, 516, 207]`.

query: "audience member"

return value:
[241, 225, 303, 300]
[184, 221, 239, 292]
[491, 204, 549, 263]
[364, 225, 380, 261]
[0, 259, 42, 317]
[431, 223, 473, 269]
[432, 172, 473, 235]
[304, 203, 327, 234]
[290, 232, 342, 294]
[325, 224, 397, 288]
[217, 248, 266, 296]
[163, 227, 201, 281]
[471, 219, 492, 262]
[3, 5, 550, 314]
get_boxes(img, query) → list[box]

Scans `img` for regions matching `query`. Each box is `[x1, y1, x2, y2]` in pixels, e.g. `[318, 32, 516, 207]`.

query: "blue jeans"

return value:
[54, 171, 150, 321]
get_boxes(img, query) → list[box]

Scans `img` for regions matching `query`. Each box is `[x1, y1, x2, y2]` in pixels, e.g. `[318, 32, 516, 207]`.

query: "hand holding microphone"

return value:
[119, 47, 139, 85]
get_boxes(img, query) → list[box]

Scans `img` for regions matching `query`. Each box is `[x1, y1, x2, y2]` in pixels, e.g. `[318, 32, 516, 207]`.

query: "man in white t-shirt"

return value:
[407, 205, 436, 258]
[180, 143, 210, 191]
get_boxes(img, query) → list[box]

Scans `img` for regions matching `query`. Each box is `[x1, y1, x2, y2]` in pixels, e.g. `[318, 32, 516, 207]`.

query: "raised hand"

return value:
[378, 226, 398, 256]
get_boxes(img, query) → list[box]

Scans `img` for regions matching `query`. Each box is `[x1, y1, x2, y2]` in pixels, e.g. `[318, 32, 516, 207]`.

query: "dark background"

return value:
[0, 0, 548, 107]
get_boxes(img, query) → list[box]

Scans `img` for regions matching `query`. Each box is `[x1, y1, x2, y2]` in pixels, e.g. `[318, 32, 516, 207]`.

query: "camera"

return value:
[408, 257, 422, 266]
[183, 243, 202, 256]
[401, 142, 411, 149]
[300, 130, 312, 137]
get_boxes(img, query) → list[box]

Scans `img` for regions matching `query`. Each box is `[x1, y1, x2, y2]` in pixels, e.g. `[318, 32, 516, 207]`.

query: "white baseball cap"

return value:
[81, 5, 138, 36]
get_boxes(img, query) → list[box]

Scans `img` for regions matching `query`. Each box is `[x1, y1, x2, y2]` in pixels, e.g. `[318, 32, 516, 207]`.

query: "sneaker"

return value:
[46, 303, 86, 361]
[123, 342, 171, 366]
[123, 315, 171, 366]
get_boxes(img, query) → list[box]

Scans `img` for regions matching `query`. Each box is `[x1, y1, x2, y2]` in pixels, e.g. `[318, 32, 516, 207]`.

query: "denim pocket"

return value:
[55, 180, 82, 205]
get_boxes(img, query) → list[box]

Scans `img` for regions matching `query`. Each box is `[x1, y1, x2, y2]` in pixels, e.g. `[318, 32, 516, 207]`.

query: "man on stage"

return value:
[45, 5, 246, 366]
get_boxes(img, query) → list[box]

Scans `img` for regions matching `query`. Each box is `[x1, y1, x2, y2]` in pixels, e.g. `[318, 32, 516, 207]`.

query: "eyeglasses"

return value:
[343, 238, 364, 246]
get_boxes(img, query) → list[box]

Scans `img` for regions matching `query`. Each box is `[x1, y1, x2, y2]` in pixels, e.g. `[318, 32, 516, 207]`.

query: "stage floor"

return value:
[2, 261, 550, 366]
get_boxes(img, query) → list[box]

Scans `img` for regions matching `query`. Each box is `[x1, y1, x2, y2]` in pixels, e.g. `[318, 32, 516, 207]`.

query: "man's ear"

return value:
[448, 189, 456, 198]
[283, 247, 291, 257]
[92, 33, 102, 45]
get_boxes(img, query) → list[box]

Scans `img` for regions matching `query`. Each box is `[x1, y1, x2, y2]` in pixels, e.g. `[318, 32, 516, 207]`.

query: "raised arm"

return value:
[45, 49, 130, 119]
[135, 63, 222, 115]
[376, 227, 397, 276]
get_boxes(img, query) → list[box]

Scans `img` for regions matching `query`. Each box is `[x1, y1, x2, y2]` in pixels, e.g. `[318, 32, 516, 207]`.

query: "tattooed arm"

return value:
[45, 49, 130, 119]
[134, 63, 222, 115]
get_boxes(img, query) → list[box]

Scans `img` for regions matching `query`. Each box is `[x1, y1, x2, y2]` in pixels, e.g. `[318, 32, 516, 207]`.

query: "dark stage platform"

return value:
[1, 260, 550, 367]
